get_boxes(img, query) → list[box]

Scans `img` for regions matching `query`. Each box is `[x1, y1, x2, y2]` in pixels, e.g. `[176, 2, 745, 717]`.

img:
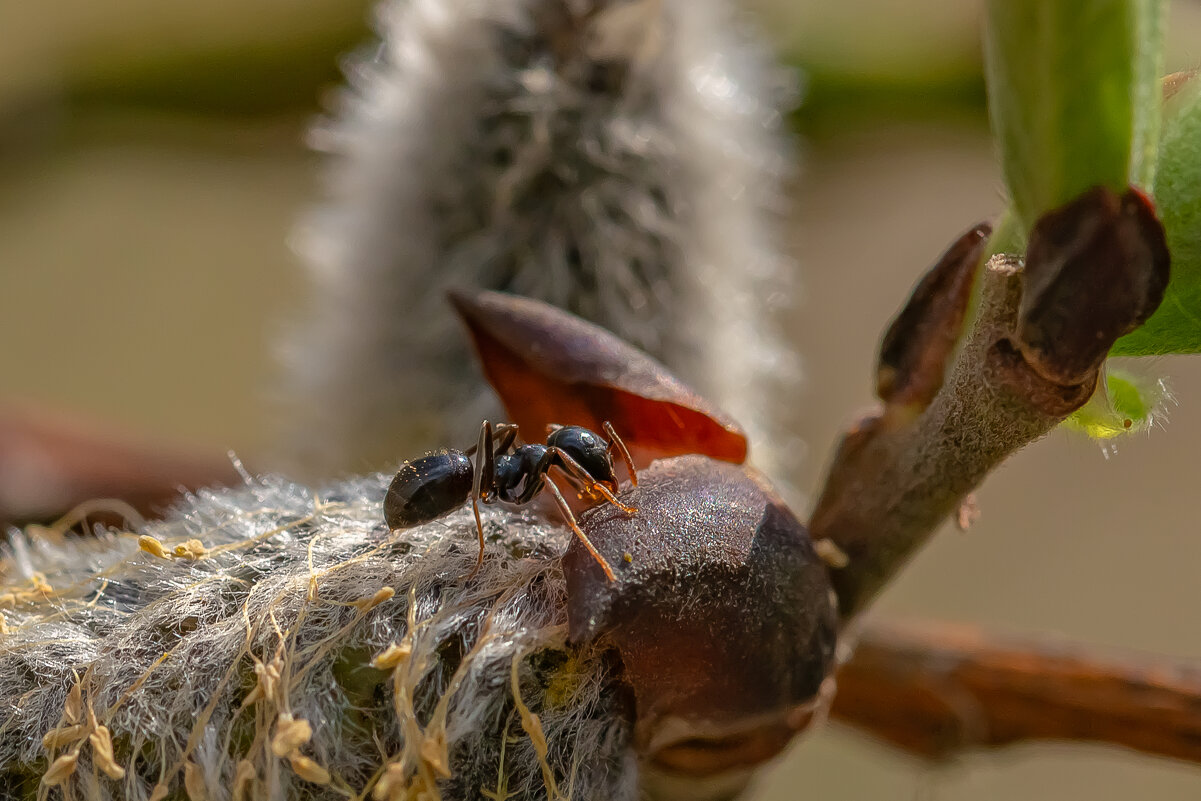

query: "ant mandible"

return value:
[383, 421, 638, 580]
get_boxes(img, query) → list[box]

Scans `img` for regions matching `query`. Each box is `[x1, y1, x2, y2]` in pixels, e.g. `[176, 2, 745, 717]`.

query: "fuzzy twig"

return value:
[810, 187, 1170, 619]
[830, 619, 1201, 764]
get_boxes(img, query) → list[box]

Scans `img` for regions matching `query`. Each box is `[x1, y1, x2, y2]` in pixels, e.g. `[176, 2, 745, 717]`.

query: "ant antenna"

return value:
[603, 421, 638, 487]
[467, 421, 493, 577]
[542, 479, 616, 581]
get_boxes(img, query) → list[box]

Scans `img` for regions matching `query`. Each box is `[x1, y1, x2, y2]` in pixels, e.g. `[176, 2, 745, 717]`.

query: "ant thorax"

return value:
[493, 445, 549, 503]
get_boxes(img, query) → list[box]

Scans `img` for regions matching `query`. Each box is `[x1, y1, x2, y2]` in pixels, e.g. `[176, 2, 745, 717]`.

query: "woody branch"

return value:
[830, 619, 1201, 764]
[809, 186, 1170, 620]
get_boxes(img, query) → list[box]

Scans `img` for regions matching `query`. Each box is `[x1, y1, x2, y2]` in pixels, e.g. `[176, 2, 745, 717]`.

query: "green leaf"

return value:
[1112, 74, 1201, 355]
[1127, 0, 1165, 190]
[983, 0, 1164, 235]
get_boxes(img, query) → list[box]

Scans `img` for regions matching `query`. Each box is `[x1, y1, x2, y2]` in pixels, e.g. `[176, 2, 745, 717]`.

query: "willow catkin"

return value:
[281, 0, 800, 485]
[0, 470, 635, 800]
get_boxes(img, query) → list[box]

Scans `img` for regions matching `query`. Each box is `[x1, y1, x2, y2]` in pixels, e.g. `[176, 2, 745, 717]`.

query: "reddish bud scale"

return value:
[449, 289, 749, 468]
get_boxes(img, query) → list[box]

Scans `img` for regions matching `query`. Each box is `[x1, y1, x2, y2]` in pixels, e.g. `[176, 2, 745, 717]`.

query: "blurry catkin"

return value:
[282, 0, 801, 483]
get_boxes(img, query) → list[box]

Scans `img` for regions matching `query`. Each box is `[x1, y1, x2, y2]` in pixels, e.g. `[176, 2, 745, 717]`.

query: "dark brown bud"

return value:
[563, 455, 837, 783]
[1018, 186, 1170, 386]
[877, 222, 991, 411]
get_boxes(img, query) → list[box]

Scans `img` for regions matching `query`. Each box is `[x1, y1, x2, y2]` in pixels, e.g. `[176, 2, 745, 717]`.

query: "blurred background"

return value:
[3, 0, 1201, 798]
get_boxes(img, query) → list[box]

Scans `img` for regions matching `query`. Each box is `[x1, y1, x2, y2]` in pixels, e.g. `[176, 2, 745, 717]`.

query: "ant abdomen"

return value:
[384, 450, 474, 530]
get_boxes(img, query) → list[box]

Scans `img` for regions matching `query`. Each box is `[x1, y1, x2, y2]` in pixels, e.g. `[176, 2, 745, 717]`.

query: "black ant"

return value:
[383, 421, 638, 580]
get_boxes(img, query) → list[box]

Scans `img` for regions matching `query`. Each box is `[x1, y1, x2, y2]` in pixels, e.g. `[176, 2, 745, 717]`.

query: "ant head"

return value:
[547, 425, 615, 487]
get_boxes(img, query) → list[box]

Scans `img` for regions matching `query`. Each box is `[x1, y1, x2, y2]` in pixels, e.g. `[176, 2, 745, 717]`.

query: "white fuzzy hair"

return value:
[282, 0, 800, 485]
[0, 469, 635, 800]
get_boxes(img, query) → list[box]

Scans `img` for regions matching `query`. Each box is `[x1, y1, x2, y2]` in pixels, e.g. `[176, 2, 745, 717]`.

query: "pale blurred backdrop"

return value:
[3, 1, 1201, 798]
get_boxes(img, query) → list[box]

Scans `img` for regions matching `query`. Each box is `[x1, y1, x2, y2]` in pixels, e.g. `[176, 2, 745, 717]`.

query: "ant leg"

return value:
[556, 471, 590, 498]
[468, 496, 485, 577]
[602, 421, 638, 487]
[493, 423, 520, 456]
[473, 421, 498, 502]
[549, 448, 637, 515]
[464, 421, 519, 457]
[525, 443, 592, 498]
[467, 421, 497, 576]
[542, 478, 616, 581]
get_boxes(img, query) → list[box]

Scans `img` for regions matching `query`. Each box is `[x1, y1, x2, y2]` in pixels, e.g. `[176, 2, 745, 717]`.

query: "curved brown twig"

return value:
[0, 403, 239, 531]
[831, 619, 1201, 764]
